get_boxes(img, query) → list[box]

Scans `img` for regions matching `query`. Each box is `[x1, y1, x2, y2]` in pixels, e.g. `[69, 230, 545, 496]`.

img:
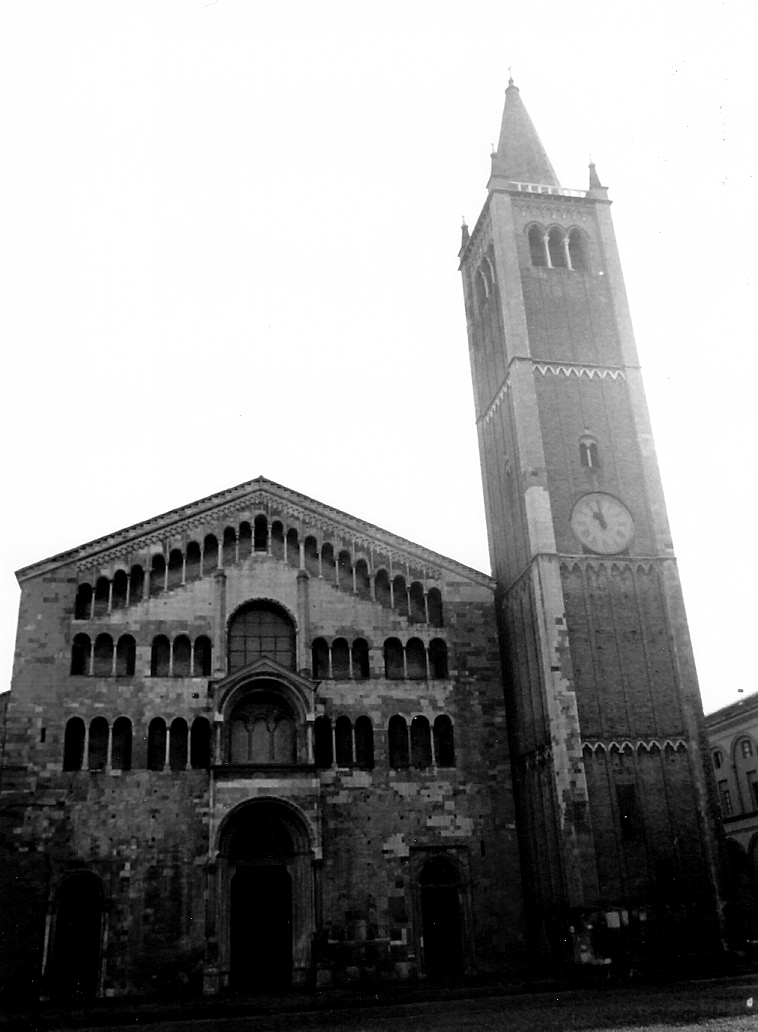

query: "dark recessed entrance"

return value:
[224, 803, 298, 990]
[231, 866, 292, 988]
[49, 872, 104, 998]
[419, 857, 463, 980]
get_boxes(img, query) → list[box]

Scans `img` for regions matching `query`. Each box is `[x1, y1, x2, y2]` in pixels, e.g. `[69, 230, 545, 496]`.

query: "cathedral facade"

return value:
[0, 82, 721, 999]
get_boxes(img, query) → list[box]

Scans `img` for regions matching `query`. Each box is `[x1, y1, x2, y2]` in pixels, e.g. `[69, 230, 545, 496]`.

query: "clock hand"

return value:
[591, 502, 607, 530]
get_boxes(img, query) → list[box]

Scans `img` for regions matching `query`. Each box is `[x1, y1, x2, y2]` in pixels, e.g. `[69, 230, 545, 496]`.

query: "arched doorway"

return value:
[48, 872, 105, 998]
[218, 800, 315, 990]
[419, 856, 463, 980]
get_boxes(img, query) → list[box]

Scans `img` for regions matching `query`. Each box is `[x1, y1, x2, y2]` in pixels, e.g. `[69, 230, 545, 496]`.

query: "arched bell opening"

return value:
[215, 799, 316, 991]
[45, 872, 106, 999]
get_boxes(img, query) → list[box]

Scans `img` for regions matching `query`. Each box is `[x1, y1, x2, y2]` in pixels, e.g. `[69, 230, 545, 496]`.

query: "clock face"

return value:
[570, 493, 634, 554]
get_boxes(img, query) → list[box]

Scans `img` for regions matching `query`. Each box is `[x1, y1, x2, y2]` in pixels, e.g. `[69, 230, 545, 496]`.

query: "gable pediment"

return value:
[17, 476, 492, 588]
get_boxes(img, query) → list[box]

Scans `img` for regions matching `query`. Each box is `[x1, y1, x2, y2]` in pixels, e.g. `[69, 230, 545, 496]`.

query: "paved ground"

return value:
[10, 976, 758, 1032]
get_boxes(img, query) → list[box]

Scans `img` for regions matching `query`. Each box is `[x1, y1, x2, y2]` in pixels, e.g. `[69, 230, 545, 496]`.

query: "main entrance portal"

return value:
[231, 865, 292, 987]
[218, 799, 315, 990]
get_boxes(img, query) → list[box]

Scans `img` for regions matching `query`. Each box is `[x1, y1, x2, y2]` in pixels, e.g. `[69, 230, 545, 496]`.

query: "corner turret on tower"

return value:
[488, 79, 559, 190]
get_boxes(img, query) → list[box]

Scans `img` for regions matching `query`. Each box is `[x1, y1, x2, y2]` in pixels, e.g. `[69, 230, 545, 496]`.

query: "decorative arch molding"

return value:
[214, 795, 318, 860]
[213, 659, 316, 723]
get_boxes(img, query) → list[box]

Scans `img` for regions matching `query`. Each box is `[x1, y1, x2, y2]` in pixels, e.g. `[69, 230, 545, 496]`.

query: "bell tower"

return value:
[460, 79, 721, 962]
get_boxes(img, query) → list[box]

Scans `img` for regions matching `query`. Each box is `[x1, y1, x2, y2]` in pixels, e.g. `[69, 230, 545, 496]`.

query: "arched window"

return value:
[741, 739, 754, 759]
[151, 635, 171, 677]
[130, 565, 144, 603]
[384, 638, 404, 679]
[203, 535, 218, 576]
[411, 716, 432, 769]
[713, 750, 723, 770]
[434, 715, 456, 767]
[482, 255, 494, 293]
[321, 543, 335, 580]
[429, 639, 448, 679]
[238, 522, 252, 561]
[332, 638, 350, 679]
[355, 560, 371, 599]
[147, 717, 167, 771]
[223, 526, 237, 566]
[388, 715, 410, 769]
[185, 542, 201, 581]
[406, 638, 427, 679]
[312, 638, 330, 679]
[150, 554, 165, 597]
[335, 716, 353, 767]
[254, 515, 268, 552]
[63, 717, 85, 771]
[190, 717, 211, 768]
[475, 268, 488, 308]
[93, 634, 113, 677]
[229, 602, 296, 672]
[74, 583, 92, 620]
[352, 638, 370, 679]
[338, 551, 353, 591]
[173, 635, 191, 677]
[427, 588, 443, 628]
[286, 528, 299, 567]
[169, 718, 188, 771]
[112, 571, 128, 609]
[314, 716, 333, 768]
[375, 569, 391, 607]
[271, 521, 285, 559]
[568, 228, 588, 272]
[393, 575, 408, 617]
[167, 549, 183, 590]
[409, 582, 426, 623]
[93, 577, 110, 617]
[304, 536, 319, 576]
[193, 636, 212, 676]
[115, 635, 136, 677]
[88, 717, 108, 771]
[112, 717, 132, 771]
[528, 225, 547, 267]
[548, 227, 567, 268]
[70, 634, 91, 676]
[355, 716, 374, 770]
[228, 693, 296, 764]
[580, 436, 599, 469]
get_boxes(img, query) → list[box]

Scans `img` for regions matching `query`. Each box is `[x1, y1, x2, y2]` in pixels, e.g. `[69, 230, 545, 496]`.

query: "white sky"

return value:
[2, 1, 755, 715]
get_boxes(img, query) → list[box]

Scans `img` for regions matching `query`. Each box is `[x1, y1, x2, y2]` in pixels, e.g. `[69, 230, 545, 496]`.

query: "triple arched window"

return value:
[527, 225, 589, 272]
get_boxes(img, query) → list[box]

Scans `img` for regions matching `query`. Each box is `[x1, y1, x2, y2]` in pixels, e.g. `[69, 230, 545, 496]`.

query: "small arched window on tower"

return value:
[568, 228, 589, 272]
[528, 225, 547, 267]
[477, 266, 489, 305]
[579, 436, 599, 470]
[548, 227, 567, 268]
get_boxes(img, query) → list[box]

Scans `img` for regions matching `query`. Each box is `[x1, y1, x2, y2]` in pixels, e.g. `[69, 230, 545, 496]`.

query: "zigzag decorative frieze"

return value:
[582, 738, 689, 755]
[481, 380, 511, 425]
[479, 361, 626, 426]
[534, 363, 626, 381]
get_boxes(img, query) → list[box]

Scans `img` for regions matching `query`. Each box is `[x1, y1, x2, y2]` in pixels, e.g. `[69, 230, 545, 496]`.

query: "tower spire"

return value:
[489, 79, 559, 187]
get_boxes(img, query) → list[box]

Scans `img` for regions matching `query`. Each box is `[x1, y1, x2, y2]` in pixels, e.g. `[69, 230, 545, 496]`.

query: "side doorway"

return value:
[418, 856, 464, 980]
[47, 872, 105, 998]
